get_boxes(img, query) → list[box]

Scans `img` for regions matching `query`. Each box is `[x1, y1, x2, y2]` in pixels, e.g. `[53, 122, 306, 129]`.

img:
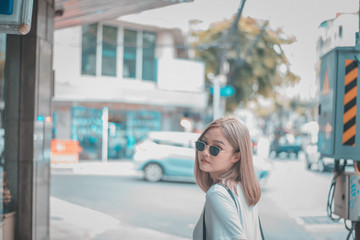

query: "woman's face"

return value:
[197, 127, 239, 181]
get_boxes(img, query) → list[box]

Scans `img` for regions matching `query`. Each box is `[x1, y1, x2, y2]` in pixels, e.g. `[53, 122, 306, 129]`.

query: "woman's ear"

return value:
[232, 152, 241, 163]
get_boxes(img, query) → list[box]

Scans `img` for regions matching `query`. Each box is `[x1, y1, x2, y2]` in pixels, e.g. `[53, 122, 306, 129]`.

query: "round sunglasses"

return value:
[195, 140, 236, 157]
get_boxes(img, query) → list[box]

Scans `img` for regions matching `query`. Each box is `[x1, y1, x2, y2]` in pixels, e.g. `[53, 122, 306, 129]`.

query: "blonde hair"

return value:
[194, 116, 261, 206]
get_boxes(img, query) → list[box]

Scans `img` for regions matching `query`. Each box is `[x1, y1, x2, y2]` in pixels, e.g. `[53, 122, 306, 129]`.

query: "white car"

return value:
[134, 131, 271, 186]
[133, 131, 200, 182]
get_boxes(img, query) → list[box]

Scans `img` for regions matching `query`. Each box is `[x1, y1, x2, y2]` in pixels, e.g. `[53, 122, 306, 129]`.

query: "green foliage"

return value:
[192, 16, 300, 112]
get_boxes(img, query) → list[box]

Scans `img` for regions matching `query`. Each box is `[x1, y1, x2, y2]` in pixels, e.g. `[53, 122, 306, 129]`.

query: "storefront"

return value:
[52, 102, 204, 161]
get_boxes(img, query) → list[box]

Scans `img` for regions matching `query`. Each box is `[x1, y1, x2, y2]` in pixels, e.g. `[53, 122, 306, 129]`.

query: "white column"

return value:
[102, 107, 108, 162]
[213, 76, 221, 120]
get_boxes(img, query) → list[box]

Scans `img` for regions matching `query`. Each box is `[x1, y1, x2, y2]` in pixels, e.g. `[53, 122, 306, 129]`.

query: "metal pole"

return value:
[213, 0, 246, 118]
[213, 76, 221, 120]
[355, 221, 360, 240]
[355, 161, 360, 239]
[102, 107, 108, 162]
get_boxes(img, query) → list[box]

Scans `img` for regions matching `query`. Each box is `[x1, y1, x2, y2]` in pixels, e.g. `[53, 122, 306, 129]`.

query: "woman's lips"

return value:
[201, 158, 210, 164]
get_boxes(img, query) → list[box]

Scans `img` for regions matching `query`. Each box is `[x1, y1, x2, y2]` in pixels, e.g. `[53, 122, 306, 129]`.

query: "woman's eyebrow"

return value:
[213, 139, 225, 146]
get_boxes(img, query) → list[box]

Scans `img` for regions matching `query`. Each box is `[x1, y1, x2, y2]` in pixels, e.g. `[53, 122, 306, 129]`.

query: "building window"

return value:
[102, 26, 117, 76]
[81, 24, 98, 75]
[123, 29, 137, 79]
[81, 24, 157, 80]
[142, 31, 157, 81]
[71, 106, 103, 160]
[339, 25, 343, 38]
[123, 29, 157, 81]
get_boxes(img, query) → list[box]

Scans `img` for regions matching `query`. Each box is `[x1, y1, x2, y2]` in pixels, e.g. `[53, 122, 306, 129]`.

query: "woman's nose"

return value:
[202, 145, 210, 156]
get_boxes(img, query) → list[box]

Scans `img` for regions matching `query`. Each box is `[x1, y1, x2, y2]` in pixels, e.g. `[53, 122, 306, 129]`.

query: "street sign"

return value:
[0, 0, 34, 35]
[210, 85, 235, 97]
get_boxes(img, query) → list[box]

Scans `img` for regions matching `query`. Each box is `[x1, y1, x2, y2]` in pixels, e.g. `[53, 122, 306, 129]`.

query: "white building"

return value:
[316, 12, 359, 58]
[314, 13, 359, 104]
[52, 19, 207, 160]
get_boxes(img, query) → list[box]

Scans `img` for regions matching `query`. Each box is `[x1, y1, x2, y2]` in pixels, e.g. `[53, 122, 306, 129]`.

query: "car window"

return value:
[153, 139, 186, 148]
[147, 131, 199, 149]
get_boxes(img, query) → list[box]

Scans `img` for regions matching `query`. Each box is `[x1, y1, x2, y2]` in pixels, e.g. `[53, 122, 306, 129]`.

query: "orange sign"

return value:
[51, 139, 83, 163]
[322, 70, 330, 95]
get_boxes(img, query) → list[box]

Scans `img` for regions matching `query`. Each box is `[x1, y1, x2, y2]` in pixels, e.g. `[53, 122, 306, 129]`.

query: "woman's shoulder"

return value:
[207, 183, 227, 193]
[206, 183, 235, 200]
[205, 184, 239, 212]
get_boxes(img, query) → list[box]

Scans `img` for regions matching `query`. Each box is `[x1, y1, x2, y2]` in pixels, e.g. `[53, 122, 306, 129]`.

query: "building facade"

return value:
[314, 13, 359, 101]
[52, 20, 208, 160]
[316, 13, 359, 58]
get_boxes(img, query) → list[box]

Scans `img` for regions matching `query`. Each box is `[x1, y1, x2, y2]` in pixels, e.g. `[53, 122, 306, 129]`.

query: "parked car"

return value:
[133, 131, 199, 182]
[302, 144, 353, 172]
[133, 131, 271, 186]
[303, 143, 334, 172]
[300, 121, 337, 172]
[270, 133, 302, 158]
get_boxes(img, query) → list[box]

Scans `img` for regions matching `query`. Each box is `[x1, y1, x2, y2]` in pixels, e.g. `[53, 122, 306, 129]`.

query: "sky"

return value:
[119, 0, 359, 100]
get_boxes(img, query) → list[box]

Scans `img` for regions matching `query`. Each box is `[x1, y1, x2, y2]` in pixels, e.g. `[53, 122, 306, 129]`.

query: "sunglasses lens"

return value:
[209, 146, 220, 156]
[195, 141, 205, 151]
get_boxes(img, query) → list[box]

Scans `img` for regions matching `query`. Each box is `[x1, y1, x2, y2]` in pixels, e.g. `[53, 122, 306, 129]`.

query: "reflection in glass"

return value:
[142, 31, 156, 81]
[0, 33, 15, 237]
[102, 25, 117, 77]
[123, 29, 137, 79]
[82, 24, 98, 75]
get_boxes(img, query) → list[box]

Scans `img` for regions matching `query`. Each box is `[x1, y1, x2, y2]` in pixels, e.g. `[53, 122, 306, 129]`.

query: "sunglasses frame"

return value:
[195, 140, 236, 157]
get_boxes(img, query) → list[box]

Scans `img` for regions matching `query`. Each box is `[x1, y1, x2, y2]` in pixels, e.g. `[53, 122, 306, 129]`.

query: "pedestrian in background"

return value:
[193, 116, 263, 240]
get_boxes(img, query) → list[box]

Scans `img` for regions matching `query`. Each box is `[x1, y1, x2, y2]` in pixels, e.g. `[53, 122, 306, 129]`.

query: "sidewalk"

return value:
[50, 159, 139, 176]
[50, 160, 190, 240]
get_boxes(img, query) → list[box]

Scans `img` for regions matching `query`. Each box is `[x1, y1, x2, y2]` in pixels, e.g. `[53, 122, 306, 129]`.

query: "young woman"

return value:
[193, 117, 262, 240]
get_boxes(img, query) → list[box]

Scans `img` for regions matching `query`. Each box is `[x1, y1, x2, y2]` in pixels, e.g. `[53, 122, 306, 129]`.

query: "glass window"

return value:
[142, 31, 156, 81]
[339, 26, 343, 38]
[123, 29, 137, 79]
[102, 25, 117, 77]
[71, 107, 103, 160]
[81, 24, 98, 75]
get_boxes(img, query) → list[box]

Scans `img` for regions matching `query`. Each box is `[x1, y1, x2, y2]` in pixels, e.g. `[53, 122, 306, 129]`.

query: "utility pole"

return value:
[208, 72, 226, 120]
[211, 0, 247, 120]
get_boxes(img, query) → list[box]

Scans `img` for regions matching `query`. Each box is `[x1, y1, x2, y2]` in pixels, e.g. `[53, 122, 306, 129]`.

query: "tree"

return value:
[192, 16, 300, 112]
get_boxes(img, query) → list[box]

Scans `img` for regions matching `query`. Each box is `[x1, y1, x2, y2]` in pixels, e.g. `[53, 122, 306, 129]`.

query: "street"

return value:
[50, 156, 350, 239]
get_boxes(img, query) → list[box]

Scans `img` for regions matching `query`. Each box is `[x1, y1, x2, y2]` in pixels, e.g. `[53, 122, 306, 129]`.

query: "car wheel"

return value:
[318, 158, 325, 172]
[144, 163, 163, 182]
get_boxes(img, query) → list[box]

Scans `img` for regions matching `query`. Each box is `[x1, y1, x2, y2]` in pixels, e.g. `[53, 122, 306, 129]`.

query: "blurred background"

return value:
[1, 0, 359, 239]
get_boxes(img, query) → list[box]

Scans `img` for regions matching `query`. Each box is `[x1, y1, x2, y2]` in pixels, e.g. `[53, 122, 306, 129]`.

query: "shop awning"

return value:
[55, 0, 192, 29]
